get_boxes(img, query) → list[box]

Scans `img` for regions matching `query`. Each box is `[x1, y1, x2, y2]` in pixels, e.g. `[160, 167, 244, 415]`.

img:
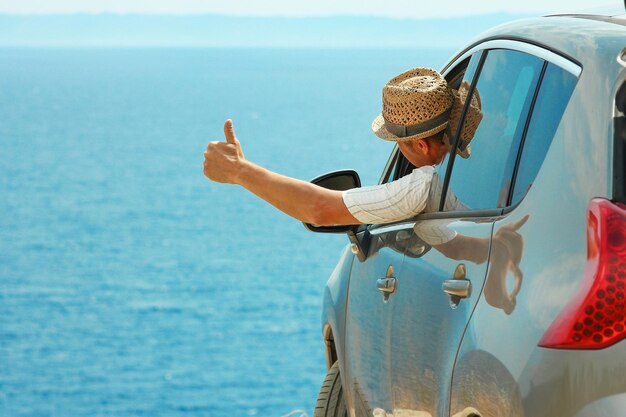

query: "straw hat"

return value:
[372, 67, 454, 142]
[443, 80, 483, 159]
[371, 67, 483, 160]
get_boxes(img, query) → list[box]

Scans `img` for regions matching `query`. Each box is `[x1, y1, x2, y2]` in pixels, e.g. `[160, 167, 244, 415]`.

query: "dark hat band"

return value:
[383, 108, 452, 138]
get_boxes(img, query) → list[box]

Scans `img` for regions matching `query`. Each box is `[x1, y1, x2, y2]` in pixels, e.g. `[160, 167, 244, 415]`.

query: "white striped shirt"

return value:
[342, 165, 466, 234]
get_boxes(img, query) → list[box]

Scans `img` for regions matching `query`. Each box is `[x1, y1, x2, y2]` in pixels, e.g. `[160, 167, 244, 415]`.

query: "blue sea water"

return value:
[0, 47, 453, 417]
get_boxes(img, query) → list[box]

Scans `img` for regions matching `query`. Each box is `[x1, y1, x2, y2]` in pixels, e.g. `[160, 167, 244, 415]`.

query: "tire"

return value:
[314, 362, 348, 417]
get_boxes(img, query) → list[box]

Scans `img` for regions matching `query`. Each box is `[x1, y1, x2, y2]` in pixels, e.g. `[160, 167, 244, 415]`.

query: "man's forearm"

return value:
[203, 120, 360, 226]
[435, 235, 489, 264]
[235, 161, 359, 226]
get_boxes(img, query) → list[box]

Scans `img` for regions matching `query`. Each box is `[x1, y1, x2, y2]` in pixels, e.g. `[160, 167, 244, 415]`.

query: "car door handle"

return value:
[377, 265, 396, 301]
[442, 279, 471, 299]
[377, 277, 397, 294]
[377, 277, 397, 302]
[442, 264, 471, 308]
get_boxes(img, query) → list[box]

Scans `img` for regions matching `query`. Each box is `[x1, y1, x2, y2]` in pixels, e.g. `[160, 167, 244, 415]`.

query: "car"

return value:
[306, 6, 626, 417]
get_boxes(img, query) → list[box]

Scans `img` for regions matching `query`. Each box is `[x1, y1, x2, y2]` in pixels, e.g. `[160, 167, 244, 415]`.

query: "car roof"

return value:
[560, 14, 626, 28]
[462, 13, 626, 68]
[547, 3, 625, 18]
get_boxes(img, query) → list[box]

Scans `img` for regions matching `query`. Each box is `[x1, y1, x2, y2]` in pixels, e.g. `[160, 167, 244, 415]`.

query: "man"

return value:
[203, 67, 480, 225]
[203, 66, 529, 317]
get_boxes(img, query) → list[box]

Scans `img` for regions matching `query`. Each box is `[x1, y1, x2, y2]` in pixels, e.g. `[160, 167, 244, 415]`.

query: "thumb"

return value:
[509, 214, 530, 232]
[223, 119, 238, 144]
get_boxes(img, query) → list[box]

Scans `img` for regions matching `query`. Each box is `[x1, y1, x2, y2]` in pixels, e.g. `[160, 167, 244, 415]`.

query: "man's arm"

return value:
[434, 235, 490, 264]
[428, 216, 528, 265]
[203, 120, 361, 226]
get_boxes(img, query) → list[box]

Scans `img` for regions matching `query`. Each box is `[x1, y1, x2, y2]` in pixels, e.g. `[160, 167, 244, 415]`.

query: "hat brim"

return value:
[372, 114, 449, 142]
[442, 83, 483, 159]
[458, 144, 471, 159]
[442, 133, 472, 159]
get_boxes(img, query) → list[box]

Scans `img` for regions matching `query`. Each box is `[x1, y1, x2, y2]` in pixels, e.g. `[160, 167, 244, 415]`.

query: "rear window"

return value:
[509, 63, 577, 205]
[613, 80, 626, 202]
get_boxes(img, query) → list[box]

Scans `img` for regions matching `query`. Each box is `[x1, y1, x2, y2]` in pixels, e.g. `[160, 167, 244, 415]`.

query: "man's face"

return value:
[428, 137, 451, 165]
[398, 136, 451, 167]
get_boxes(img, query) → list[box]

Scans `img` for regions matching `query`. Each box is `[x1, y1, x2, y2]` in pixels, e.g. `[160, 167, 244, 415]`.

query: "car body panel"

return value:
[573, 392, 626, 417]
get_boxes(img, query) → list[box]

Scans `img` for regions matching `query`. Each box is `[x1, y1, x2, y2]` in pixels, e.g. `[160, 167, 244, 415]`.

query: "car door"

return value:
[385, 47, 547, 417]
[448, 49, 580, 417]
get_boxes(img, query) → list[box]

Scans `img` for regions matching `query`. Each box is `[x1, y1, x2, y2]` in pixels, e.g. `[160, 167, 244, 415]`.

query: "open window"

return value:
[379, 57, 472, 185]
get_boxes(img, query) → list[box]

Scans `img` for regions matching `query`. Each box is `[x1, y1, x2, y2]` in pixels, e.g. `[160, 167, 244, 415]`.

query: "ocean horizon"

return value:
[0, 47, 454, 416]
[0, 14, 529, 48]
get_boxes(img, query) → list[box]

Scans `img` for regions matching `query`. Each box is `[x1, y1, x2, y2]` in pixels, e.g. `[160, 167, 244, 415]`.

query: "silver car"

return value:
[307, 6, 626, 417]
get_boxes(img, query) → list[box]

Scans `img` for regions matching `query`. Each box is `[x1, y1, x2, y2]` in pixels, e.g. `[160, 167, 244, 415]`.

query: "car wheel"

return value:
[314, 362, 348, 417]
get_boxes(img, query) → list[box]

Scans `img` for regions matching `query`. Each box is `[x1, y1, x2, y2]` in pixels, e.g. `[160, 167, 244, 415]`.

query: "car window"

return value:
[509, 63, 578, 205]
[439, 49, 544, 211]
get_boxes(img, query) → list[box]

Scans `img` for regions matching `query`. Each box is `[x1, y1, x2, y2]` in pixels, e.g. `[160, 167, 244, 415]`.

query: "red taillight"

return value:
[538, 198, 626, 349]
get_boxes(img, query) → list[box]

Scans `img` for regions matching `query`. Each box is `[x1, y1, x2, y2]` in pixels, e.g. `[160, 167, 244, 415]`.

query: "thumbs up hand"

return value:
[204, 119, 246, 184]
[222, 118, 239, 145]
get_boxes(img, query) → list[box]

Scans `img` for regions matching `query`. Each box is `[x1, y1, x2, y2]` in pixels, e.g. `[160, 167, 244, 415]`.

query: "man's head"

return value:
[396, 132, 451, 167]
[372, 68, 483, 167]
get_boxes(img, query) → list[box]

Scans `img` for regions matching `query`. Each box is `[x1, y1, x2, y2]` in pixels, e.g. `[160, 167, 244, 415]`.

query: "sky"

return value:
[0, 0, 620, 18]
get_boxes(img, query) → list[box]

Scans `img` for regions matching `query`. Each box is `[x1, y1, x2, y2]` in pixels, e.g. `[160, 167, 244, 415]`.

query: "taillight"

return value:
[538, 198, 626, 349]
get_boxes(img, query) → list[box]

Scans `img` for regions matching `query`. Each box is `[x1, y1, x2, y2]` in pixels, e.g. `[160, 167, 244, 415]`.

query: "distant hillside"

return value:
[0, 13, 534, 48]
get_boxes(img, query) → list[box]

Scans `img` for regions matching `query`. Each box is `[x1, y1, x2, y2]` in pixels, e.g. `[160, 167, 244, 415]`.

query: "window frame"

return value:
[371, 38, 582, 230]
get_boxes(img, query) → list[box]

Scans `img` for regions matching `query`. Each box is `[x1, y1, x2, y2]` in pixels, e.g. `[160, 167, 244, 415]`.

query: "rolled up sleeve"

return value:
[342, 166, 435, 224]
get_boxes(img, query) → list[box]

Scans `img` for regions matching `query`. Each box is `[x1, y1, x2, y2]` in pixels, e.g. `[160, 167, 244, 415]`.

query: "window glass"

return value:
[440, 49, 544, 211]
[449, 53, 481, 90]
[510, 64, 577, 204]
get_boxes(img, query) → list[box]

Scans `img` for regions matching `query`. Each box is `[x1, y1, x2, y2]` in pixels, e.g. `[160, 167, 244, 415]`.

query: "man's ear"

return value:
[414, 138, 430, 155]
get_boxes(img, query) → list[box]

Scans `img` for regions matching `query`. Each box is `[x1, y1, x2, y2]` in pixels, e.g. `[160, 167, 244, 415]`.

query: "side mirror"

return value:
[303, 169, 361, 233]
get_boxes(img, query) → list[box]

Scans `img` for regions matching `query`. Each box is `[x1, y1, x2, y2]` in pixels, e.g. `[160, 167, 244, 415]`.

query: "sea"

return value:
[0, 47, 453, 417]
